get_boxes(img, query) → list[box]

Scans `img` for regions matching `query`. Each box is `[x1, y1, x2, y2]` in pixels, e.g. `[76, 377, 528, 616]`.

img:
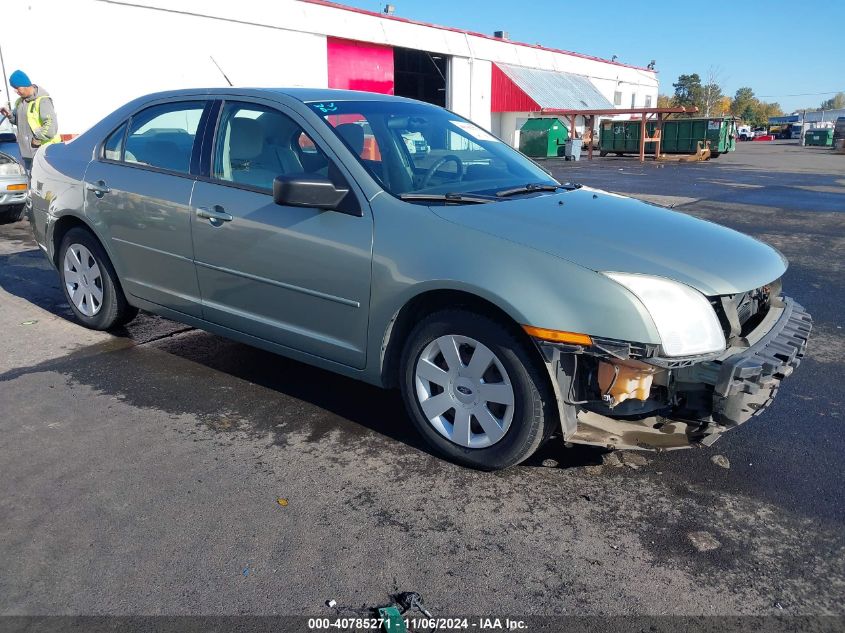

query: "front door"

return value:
[190, 100, 373, 368]
[84, 100, 209, 316]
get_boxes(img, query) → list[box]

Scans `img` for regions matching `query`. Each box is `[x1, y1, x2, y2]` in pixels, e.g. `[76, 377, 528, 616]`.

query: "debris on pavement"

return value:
[242, 565, 250, 576]
[622, 452, 649, 469]
[276, 497, 288, 507]
[396, 591, 432, 618]
[688, 531, 721, 552]
[603, 451, 649, 469]
[541, 458, 559, 468]
[711, 454, 731, 469]
[325, 599, 337, 608]
[20, 320, 37, 325]
[602, 452, 623, 467]
[378, 606, 407, 632]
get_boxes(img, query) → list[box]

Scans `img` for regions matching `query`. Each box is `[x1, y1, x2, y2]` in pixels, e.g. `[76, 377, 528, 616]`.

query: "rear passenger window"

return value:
[103, 122, 127, 161]
[124, 101, 205, 174]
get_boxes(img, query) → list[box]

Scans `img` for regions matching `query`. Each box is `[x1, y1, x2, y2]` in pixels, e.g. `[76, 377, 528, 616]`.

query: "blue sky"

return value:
[340, 0, 845, 113]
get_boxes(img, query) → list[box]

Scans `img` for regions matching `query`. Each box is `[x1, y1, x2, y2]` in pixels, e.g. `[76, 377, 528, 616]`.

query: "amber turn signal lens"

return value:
[522, 325, 592, 345]
[6, 183, 27, 191]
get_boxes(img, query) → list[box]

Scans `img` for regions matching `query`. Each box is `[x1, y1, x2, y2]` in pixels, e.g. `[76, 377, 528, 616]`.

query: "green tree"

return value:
[657, 94, 673, 108]
[672, 74, 702, 108]
[731, 87, 756, 121]
[819, 92, 845, 110]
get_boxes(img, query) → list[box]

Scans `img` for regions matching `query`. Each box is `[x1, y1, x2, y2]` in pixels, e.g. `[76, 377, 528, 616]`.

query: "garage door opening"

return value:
[393, 47, 447, 107]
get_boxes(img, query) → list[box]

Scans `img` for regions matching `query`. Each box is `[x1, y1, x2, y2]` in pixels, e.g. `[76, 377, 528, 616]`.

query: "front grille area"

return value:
[711, 277, 782, 343]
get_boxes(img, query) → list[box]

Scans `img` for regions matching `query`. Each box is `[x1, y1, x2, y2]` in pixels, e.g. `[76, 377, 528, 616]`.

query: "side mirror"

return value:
[273, 174, 360, 216]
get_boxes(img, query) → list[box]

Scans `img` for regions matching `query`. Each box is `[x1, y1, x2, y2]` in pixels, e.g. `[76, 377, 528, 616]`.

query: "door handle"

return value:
[196, 205, 233, 224]
[85, 180, 111, 197]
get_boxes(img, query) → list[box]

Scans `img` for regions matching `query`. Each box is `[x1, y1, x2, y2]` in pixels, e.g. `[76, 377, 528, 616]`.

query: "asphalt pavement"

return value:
[0, 141, 843, 625]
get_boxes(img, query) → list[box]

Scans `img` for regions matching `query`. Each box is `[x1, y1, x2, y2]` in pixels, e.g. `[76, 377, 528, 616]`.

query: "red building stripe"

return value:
[304, 0, 656, 73]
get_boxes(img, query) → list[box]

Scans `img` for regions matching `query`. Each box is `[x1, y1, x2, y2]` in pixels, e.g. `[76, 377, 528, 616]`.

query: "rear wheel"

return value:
[58, 227, 138, 330]
[0, 204, 26, 224]
[400, 309, 557, 470]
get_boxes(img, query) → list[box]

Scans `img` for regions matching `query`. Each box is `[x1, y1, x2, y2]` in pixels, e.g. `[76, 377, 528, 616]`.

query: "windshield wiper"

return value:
[398, 193, 495, 204]
[495, 182, 582, 197]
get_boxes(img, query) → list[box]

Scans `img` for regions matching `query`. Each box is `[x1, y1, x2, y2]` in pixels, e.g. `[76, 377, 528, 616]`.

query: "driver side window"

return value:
[213, 102, 329, 192]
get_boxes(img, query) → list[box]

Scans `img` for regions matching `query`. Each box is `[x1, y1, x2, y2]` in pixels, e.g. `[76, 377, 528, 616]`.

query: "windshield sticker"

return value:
[450, 121, 500, 143]
[311, 102, 339, 114]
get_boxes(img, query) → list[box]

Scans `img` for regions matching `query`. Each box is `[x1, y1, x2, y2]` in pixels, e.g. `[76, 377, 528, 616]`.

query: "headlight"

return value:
[603, 272, 725, 357]
[0, 159, 24, 176]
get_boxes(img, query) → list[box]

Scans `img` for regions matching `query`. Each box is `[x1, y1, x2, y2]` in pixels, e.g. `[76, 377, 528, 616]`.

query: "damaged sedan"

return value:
[27, 88, 811, 469]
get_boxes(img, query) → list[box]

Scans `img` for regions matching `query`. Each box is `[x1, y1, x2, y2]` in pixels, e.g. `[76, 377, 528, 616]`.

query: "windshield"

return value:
[307, 100, 558, 200]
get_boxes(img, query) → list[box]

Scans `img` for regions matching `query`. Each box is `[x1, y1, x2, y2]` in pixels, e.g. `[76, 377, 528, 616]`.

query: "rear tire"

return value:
[58, 227, 138, 330]
[400, 309, 557, 470]
[0, 204, 26, 224]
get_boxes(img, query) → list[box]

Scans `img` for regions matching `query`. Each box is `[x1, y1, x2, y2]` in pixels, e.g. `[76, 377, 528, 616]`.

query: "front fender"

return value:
[364, 198, 660, 384]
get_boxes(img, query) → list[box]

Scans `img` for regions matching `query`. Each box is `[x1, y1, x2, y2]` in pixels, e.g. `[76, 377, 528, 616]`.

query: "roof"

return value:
[299, 0, 657, 73]
[495, 63, 613, 111]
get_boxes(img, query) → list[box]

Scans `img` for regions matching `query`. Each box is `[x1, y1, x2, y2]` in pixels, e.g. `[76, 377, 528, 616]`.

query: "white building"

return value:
[2, 0, 659, 146]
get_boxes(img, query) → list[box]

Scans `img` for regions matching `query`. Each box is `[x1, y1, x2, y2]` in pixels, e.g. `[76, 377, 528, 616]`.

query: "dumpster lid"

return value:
[520, 118, 567, 131]
[494, 63, 613, 111]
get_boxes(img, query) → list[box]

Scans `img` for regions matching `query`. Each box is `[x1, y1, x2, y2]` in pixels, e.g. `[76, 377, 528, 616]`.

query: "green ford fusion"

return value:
[28, 88, 811, 469]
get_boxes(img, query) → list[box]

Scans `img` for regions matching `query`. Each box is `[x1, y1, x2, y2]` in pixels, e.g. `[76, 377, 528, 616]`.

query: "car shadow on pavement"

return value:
[0, 246, 604, 471]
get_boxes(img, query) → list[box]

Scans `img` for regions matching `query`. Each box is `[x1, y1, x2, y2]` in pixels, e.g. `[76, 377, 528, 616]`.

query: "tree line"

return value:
[657, 72, 782, 126]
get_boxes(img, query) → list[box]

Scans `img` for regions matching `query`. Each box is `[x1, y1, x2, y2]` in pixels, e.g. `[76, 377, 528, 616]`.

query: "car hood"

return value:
[431, 187, 786, 296]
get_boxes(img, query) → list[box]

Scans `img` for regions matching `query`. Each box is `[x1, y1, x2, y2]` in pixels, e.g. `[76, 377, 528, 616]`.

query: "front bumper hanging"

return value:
[539, 296, 812, 451]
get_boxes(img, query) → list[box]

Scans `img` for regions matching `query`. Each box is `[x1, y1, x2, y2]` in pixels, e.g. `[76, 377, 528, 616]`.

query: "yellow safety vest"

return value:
[24, 96, 61, 147]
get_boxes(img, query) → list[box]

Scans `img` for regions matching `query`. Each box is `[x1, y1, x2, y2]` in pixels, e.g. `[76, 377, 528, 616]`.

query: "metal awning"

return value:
[494, 63, 613, 111]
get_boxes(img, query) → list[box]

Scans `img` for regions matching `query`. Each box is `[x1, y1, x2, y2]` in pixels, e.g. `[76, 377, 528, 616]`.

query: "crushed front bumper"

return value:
[672, 296, 811, 442]
[542, 296, 812, 451]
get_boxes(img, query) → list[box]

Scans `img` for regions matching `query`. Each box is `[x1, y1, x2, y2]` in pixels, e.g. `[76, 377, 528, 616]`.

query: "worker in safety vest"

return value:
[1, 70, 60, 173]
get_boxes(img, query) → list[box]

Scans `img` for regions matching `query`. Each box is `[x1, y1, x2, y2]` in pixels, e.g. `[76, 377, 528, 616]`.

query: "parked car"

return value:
[737, 125, 752, 141]
[0, 123, 28, 223]
[28, 88, 812, 469]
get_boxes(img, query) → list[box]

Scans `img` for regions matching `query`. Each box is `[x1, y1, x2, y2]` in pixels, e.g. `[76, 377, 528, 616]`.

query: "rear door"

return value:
[190, 99, 374, 368]
[84, 99, 211, 317]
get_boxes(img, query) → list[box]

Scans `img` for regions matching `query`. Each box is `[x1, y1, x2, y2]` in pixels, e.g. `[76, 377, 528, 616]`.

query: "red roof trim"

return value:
[298, 0, 657, 73]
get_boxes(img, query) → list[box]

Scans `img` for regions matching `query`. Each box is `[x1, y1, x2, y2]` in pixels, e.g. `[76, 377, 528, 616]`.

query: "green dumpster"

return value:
[599, 117, 738, 158]
[518, 118, 569, 158]
[805, 128, 833, 147]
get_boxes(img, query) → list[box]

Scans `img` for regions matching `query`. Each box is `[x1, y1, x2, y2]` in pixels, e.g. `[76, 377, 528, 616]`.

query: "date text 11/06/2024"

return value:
[307, 617, 528, 630]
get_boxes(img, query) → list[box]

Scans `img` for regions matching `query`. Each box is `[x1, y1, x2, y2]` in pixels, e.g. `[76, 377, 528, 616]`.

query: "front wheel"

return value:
[400, 310, 557, 470]
[58, 227, 138, 330]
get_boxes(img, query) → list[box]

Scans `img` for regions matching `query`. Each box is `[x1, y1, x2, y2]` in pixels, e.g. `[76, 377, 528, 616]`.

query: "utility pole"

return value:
[800, 110, 806, 146]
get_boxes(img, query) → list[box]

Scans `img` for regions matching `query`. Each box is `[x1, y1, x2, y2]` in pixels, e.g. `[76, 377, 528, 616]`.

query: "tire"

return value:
[58, 227, 138, 330]
[711, 152, 721, 158]
[0, 204, 26, 224]
[400, 309, 557, 470]
[599, 150, 608, 157]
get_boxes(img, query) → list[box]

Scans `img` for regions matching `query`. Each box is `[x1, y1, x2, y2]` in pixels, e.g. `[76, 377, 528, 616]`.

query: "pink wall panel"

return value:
[327, 37, 394, 94]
